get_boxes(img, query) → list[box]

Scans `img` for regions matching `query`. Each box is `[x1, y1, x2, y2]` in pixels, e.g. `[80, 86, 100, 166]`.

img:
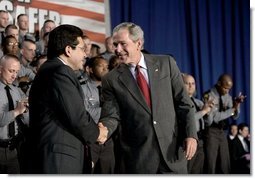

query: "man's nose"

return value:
[115, 44, 123, 52]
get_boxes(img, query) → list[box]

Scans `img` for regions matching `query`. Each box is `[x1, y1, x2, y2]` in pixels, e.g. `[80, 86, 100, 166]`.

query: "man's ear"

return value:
[89, 67, 93, 74]
[64, 46, 72, 57]
[137, 39, 142, 50]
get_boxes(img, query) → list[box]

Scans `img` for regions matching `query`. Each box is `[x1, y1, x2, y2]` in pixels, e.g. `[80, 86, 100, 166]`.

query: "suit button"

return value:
[153, 121, 157, 124]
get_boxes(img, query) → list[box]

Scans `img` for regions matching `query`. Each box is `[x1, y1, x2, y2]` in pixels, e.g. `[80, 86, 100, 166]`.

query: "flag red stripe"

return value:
[83, 30, 105, 43]
[15, 1, 104, 22]
[90, 0, 104, 3]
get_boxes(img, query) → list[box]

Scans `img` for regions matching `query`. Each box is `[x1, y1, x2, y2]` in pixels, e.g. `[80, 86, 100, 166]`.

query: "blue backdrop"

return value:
[109, 0, 250, 126]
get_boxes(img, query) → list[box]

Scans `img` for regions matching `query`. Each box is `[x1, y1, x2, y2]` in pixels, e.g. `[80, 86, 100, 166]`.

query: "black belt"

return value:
[0, 139, 12, 148]
[210, 122, 224, 129]
[0, 135, 22, 150]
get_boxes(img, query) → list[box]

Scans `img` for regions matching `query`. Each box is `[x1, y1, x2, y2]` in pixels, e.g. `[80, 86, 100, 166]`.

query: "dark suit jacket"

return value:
[229, 136, 250, 173]
[28, 58, 99, 173]
[100, 54, 197, 174]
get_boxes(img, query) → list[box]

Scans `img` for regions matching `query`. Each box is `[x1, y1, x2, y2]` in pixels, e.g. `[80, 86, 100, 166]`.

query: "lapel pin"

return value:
[155, 69, 158, 72]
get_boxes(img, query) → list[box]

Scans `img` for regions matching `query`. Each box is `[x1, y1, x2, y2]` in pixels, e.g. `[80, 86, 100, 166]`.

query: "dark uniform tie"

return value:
[5, 85, 15, 138]
[136, 65, 151, 108]
[218, 96, 229, 129]
[97, 85, 102, 107]
[0, 31, 4, 42]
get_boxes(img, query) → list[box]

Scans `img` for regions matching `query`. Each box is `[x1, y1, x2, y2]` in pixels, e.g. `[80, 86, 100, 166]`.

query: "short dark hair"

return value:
[86, 56, 105, 69]
[17, 14, 27, 21]
[0, 10, 8, 14]
[43, 19, 55, 25]
[47, 24, 83, 59]
[5, 24, 18, 33]
[238, 123, 248, 131]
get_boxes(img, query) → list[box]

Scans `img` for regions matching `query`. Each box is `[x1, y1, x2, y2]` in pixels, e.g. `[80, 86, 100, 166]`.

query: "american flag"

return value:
[4, 0, 110, 50]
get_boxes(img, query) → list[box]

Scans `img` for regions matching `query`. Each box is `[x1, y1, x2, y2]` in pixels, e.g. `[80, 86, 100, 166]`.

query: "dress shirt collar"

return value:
[57, 57, 67, 65]
[229, 135, 235, 140]
[128, 53, 146, 68]
[0, 81, 14, 91]
[129, 53, 147, 73]
[238, 134, 245, 141]
[138, 53, 147, 70]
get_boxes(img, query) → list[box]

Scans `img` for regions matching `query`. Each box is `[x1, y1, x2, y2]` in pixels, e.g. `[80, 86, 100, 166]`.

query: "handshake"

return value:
[97, 122, 108, 144]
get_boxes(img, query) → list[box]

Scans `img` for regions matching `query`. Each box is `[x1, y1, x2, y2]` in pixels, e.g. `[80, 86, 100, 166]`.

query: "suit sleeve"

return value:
[99, 76, 119, 138]
[168, 56, 197, 139]
[51, 68, 99, 143]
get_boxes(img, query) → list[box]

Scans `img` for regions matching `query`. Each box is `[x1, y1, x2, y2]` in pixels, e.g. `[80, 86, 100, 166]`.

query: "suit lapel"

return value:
[144, 54, 160, 114]
[118, 63, 151, 113]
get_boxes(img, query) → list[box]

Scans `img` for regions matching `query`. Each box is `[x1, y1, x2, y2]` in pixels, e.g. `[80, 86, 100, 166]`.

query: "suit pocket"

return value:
[52, 143, 79, 159]
[159, 74, 169, 80]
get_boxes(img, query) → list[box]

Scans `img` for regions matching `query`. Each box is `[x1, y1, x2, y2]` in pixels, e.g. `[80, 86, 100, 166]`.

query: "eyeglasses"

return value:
[7, 42, 19, 47]
[76, 46, 85, 51]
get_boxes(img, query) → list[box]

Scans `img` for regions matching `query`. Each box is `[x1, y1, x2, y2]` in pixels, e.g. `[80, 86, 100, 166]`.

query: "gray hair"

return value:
[0, 54, 20, 66]
[113, 22, 144, 46]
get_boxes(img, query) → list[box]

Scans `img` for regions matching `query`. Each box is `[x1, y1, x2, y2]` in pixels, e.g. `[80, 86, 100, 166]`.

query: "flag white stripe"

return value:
[61, 15, 106, 34]
[38, 0, 105, 14]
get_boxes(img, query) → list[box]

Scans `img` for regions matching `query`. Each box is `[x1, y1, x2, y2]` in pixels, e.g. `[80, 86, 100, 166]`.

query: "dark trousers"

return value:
[90, 139, 115, 174]
[204, 127, 230, 174]
[0, 147, 20, 174]
[188, 139, 204, 174]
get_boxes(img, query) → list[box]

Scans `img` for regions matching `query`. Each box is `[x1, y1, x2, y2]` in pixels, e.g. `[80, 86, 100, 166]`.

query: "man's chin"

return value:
[119, 57, 128, 63]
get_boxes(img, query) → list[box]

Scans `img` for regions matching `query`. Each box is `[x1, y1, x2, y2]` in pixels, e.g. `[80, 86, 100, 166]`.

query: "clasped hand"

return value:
[15, 98, 28, 114]
[234, 92, 246, 103]
[97, 122, 108, 144]
[233, 92, 246, 110]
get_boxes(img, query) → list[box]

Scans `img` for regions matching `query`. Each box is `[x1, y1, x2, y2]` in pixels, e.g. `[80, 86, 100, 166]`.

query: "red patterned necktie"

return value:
[136, 65, 151, 108]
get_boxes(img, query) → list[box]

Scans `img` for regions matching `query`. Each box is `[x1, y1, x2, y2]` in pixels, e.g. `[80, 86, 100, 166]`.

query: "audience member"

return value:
[4, 24, 19, 43]
[20, 37, 36, 67]
[182, 74, 214, 174]
[30, 54, 47, 74]
[227, 123, 238, 143]
[229, 123, 250, 174]
[20, 55, 47, 95]
[90, 43, 101, 58]
[81, 56, 114, 174]
[98, 22, 197, 174]
[36, 20, 55, 55]
[1, 35, 19, 56]
[0, 10, 9, 44]
[203, 74, 246, 174]
[17, 38, 36, 82]
[17, 14, 32, 44]
[0, 54, 29, 173]
[27, 24, 108, 174]
[108, 55, 121, 71]
[83, 35, 92, 58]
[101, 36, 115, 61]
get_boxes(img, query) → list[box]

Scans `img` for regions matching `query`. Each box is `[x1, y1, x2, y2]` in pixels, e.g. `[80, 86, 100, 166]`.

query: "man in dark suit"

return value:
[27, 25, 108, 174]
[229, 123, 250, 174]
[98, 22, 198, 174]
